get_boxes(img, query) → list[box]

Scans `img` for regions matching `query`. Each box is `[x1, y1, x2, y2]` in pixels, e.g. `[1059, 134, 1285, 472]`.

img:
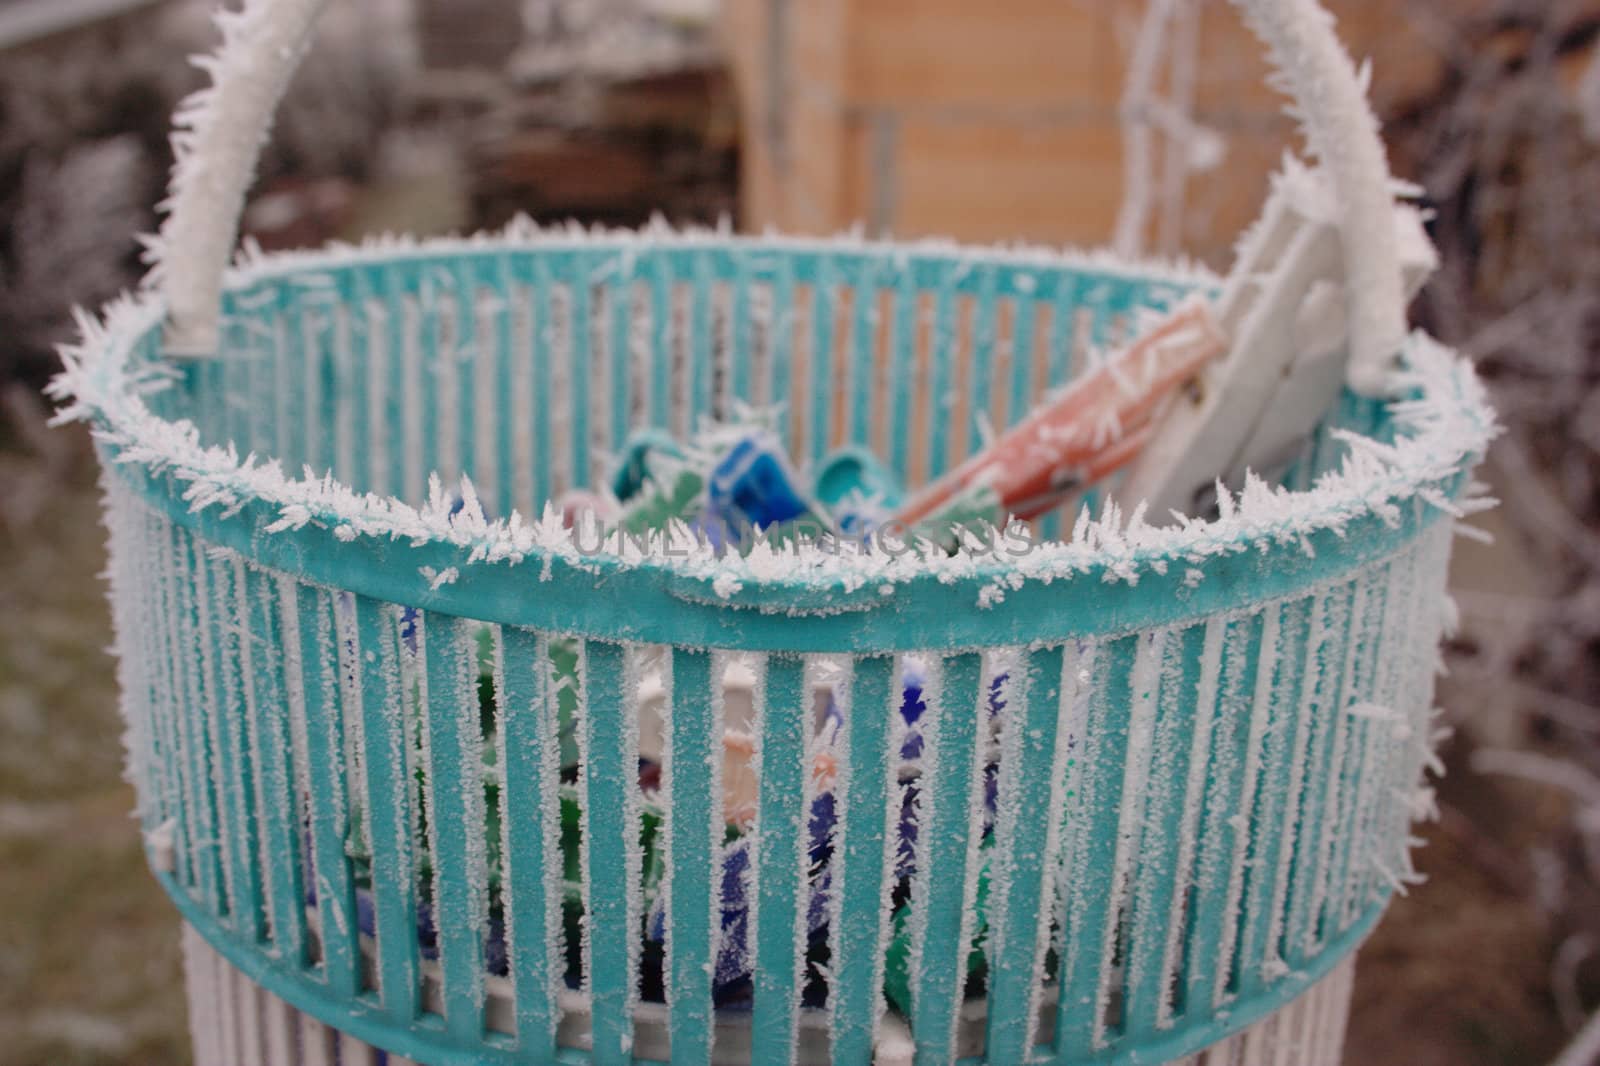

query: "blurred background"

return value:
[0, 0, 1596, 1063]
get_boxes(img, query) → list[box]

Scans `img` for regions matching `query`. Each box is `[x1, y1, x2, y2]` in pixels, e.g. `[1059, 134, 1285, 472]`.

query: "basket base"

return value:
[181, 923, 1355, 1066]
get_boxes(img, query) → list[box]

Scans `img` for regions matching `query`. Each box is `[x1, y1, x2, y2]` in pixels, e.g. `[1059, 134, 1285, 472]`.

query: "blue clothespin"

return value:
[707, 433, 815, 533]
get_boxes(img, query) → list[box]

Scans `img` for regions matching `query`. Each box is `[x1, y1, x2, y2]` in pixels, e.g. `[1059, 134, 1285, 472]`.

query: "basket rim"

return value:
[53, 226, 1496, 642]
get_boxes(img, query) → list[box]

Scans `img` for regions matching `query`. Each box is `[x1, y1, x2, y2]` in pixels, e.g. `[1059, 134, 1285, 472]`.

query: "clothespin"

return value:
[895, 300, 1228, 530]
[706, 432, 818, 533]
[1113, 159, 1439, 519]
[814, 446, 903, 537]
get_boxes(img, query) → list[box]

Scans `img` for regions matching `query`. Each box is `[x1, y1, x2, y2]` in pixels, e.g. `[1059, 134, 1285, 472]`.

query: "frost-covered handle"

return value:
[153, 0, 328, 356]
[153, 0, 1406, 387]
[1228, 0, 1405, 393]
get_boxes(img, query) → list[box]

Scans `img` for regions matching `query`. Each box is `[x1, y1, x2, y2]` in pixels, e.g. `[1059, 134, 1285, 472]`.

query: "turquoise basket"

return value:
[54, 3, 1496, 1065]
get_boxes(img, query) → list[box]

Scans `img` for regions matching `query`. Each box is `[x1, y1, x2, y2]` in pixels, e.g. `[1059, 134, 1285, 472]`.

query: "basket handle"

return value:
[154, 0, 1407, 390]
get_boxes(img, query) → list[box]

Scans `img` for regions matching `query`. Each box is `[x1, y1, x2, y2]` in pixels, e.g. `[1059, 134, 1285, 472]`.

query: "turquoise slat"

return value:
[148, 513, 193, 890]
[419, 278, 443, 498]
[295, 585, 362, 998]
[926, 277, 956, 480]
[809, 257, 835, 462]
[173, 528, 225, 914]
[829, 656, 895, 1066]
[731, 252, 753, 407]
[423, 613, 487, 1039]
[354, 598, 421, 1021]
[343, 273, 371, 491]
[849, 259, 879, 450]
[1303, 578, 1367, 957]
[611, 256, 635, 450]
[751, 656, 808, 1063]
[888, 269, 917, 480]
[1008, 289, 1036, 433]
[1285, 582, 1358, 966]
[1182, 613, 1265, 1014]
[690, 251, 713, 433]
[1123, 625, 1206, 1034]
[1235, 598, 1311, 997]
[454, 266, 479, 487]
[769, 256, 796, 449]
[982, 646, 1065, 1064]
[249, 568, 308, 968]
[968, 265, 997, 457]
[383, 265, 409, 502]
[494, 257, 519, 518]
[1267, 589, 1344, 973]
[203, 551, 265, 942]
[496, 626, 561, 1058]
[570, 259, 593, 488]
[581, 640, 639, 1066]
[530, 257, 554, 509]
[1321, 569, 1385, 942]
[909, 654, 983, 1066]
[1054, 633, 1139, 1057]
[650, 256, 673, 435]
[668, 649, 717, 1064]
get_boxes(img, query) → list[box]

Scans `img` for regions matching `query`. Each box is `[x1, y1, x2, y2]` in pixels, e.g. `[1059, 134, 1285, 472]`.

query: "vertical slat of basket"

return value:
[418, 275, 446, 497]
[967, 264, 998, 464]
[146, 510, 191, 887]
[208, 553, 267, 943]
[345, 271, 375, 494]
[925, 269, 957, 483]
[667, 648, 719, 1062]
[293, 585, 363, 997]
[648, 253, 674, 438]
[528, 255, 555, 510]
[1210, 606, 1282, 1007]
[1279, 588, 1350, 968]
[1237, 597, 1316, 994]
[329, 280, 358, 487]
[566, 253, 594, 490]
[887, 265, 917, 484]
[492, 256, 520, 519]
[750, 655, 809, 1062]
[1350, 547, 1414, 921]
[1305, 576, 1371, 957]
[908, 653, 985, 1063]
[829, 656, 896, 1066]
[1134, 626, 1213, 1033]
[1320, 567, 1383, 943]
[847, 256, 879, 451]
[730, 246, 754, 412]
[496, 626, 562, 1058]
[1181, 617, 1258, 1016]
[764, 255, 793, 449]
[611, 252, 638, 453]
[983, 645, 1066, 1063]
[354, 598, 422, 1020]
[422, 613, 488, 1038]
[245, 566, 309, 967]
[109, 486, 161, 845]
[1286, 581, 1359, 965]
[449, 262, 479, 500]
[174, 528, 226, 914]
[1006, 276, 1038, 437]
[1054, 633, 1141, 1056]
[807, 255, 836, 464]
[689, 250, 714, 434]
[582, 639, 643, 1065]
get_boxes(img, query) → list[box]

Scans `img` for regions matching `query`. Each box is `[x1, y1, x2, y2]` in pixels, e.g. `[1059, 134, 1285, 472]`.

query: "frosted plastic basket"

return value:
[52, 1, 1495, 1064]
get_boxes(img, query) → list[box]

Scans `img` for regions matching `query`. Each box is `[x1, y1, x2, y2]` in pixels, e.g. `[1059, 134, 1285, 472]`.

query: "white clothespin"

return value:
[1113, 158, 1438, 519]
